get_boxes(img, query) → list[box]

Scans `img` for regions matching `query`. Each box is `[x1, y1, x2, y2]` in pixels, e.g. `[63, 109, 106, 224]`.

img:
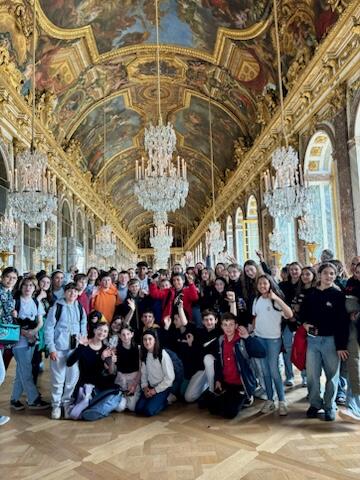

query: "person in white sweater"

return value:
[135, 329, 175, 416]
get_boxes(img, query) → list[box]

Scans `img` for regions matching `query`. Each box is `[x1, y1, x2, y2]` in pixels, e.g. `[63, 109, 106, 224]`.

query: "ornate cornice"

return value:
[0, 72, 137, 252]
[185, 1, 360, 250]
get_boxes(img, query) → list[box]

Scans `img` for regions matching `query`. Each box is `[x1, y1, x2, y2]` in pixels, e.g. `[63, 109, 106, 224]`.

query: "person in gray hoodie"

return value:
[45, 282, 87, 420]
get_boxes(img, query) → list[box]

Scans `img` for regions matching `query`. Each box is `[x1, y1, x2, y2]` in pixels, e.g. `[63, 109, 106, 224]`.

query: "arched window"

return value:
[61, 201, 72, 270]
[304, 132, 339, 257]
[235, 207, 245, 265]
[76, 211, 84, 247]
[226, 215, 234, 257]
[245, 195, 260, 261]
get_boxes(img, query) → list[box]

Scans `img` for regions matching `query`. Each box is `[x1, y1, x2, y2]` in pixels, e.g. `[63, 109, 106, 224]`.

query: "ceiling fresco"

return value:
[39, 0, 272, 55]
[0, 0, 339, 244]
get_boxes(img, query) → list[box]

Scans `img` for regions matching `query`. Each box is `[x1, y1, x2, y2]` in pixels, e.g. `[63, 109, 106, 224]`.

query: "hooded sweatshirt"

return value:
[91, 284, 120, 323]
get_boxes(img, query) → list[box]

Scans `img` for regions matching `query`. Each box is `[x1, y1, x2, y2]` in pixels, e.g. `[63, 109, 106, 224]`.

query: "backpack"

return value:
[81, 386, 122, 421]
[15, 297, 39, 314]
[54, 301, 85, 325]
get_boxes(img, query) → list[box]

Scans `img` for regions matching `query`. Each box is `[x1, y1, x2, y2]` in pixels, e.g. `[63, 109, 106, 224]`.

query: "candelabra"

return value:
[96, 225, 116, 259]
[269, 223, 284, 267]
[0, 210, 17, 266]
[39, 227, 57, 271]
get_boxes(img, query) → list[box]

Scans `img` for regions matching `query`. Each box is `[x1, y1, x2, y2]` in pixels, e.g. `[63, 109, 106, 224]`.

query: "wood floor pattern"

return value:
[1, 364, 359, 480]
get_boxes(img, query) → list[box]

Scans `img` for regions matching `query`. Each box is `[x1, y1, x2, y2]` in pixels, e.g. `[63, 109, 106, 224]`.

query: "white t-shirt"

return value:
[252, 296, 283, 339]
[15, 297, 45, 348]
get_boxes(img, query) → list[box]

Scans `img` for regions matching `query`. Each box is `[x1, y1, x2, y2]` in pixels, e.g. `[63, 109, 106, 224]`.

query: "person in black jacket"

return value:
[208, 313, 266, 419]
[300, 262, 350, 421]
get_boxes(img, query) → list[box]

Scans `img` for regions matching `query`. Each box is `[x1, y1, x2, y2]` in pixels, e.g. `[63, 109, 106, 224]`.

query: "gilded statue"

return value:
[0, 44, 23, 92]
[285, 45, 312, 91]
[328, 0, 350, 14]
[233, 136, 251, 166]
[0, 0, 32, 65]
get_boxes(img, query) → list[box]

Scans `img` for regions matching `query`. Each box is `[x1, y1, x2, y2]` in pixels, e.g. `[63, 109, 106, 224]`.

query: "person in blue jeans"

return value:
[252, 274, 293, 416]
[300, 263, 350, 421]
[135, 329, 175, 417]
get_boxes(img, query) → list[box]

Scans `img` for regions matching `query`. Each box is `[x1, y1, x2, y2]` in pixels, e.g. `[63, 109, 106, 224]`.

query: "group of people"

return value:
[0, 249, 359, 425]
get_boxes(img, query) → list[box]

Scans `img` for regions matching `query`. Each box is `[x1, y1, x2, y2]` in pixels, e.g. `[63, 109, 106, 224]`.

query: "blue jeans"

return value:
[306, 336, 340, 413]
[346, 386, 360, 418]
[282, 326, 294, 381]
[336, 361, 347, 399]
[257, 337, 285, 402]
[135, 388, 170, 416]
[11, 346, 40, 404]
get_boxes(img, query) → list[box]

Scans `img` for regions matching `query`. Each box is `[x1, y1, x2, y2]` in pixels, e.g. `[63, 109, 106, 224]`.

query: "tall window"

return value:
[276, 217, 297, 264]
[304, 132, 339, 257]
[235, 207, 245, 265]
[226, 215, 234, 257]
[0, 151, 8, 216]
[245, 195, 260, 261]
[61, 202, 72, 271]
[23, 224, 41, 272]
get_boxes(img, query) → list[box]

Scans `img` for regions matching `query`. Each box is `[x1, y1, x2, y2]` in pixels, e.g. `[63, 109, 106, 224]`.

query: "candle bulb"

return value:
[299, 165, 304, 186]
[177, 156, 180, 175]
[14, 168, 18, 191]
[135, 160, 139, 180]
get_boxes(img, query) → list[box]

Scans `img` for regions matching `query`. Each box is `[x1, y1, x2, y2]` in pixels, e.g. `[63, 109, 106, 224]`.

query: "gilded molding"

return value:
[185, 1, 360, 250]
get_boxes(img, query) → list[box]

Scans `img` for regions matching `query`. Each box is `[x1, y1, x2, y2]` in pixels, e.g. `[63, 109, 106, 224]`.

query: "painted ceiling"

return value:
[0, 0, 339, 246]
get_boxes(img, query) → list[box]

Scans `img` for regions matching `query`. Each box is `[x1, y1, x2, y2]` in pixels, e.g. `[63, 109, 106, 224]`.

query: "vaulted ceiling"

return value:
[0, 0, 339, 246]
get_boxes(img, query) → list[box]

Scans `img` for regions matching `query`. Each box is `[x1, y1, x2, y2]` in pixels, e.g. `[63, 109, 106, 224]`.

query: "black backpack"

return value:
[54, 301, 85, 325]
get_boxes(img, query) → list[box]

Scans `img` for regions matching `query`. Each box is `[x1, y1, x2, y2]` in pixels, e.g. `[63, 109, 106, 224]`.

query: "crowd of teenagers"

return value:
[0, 248, 360, 426]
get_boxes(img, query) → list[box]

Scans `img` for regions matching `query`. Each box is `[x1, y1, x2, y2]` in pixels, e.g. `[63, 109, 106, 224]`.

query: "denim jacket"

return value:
[44, 299, 87, 353]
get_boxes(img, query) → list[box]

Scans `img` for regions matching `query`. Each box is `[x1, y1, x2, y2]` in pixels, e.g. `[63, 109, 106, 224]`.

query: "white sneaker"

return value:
[261, 400, 275, 414]
[115, 397, 127, 413]
[338, 408, 360, 424]
[51, 407, 61, 420]
[167, 393, 178, 405]
[279, 401, 288, 416]
[0, 415, 10, 426]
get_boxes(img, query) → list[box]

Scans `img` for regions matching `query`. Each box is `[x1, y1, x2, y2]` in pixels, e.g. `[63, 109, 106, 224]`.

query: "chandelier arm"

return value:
[155, 0, 162, 124]
[31, 2, 36, 152]
[208, 96, 216, 222]
[273, 0, 288, 148]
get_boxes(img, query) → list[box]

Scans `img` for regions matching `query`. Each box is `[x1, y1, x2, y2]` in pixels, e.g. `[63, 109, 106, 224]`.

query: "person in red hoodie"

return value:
[91, 272, 121, 323]
[149, 272, 199, 323]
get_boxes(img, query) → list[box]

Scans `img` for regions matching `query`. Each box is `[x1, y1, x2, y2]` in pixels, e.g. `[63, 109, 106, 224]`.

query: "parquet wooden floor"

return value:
[1, 363, 359, 480]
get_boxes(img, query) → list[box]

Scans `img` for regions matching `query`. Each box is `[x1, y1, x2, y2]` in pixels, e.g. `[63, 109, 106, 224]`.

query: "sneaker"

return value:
[338, 408, 360, 424]
[51, 407, 61, 420]
[284, 379, 295, 387]
[261, 400, 275, 414]
[243, 395, 254, 408]
[324, 410, 336, 421]
[336, 396, 346, 406]
[167, 393, 178, 405]
[306, 406, 320, 418]
[115, 397, 127, 413]
[301, 379, 307, 387]
[279, 401, 288, 416]
[0, 415, 10, 426]
[254, 387, 267, 400]
[28, 397, 50, 410]
[10, 400, 25, 411]
[63, 404, 72, 420]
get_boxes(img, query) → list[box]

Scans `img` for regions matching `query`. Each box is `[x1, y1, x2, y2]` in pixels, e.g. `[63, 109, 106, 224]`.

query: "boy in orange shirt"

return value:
[91, 272, 120, 323]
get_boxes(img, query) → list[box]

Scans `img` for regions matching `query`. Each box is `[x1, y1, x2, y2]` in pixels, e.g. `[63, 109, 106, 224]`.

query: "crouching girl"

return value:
[135, 329, 175, 416]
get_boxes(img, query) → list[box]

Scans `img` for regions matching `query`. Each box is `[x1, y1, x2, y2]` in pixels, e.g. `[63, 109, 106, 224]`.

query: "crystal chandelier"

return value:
[205, 96, 225, 261]
[96, 225, 116, 259]
[8, 3, 57, 228]
[263, 0, 309, 222]
[269, 223, 284, 253]
[87, 251, 98, 268]
[134, 0, 188, 214]
[263, 146, 309, 220]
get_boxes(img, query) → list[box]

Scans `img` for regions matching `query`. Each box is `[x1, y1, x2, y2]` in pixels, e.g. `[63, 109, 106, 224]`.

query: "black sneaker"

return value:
[10, 400, 25, 411]
[324, 410, 336, 421]
[28, 397, 50, 410]
[306, 406, 319, 418]
[336, 396, 346, 406]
